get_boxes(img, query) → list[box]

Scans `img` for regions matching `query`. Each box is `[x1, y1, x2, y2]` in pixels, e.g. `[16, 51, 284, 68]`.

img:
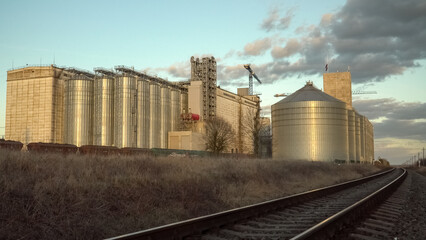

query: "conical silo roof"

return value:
[277, 81, 344, 103]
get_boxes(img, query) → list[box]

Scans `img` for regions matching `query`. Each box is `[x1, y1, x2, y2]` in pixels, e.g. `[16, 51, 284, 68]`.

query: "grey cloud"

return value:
[374, 119, 426, 141]
[156, 61, 190, 79]
[252, 0, 426, 84]
[352, 98, 426, 143]
[261, 8, 293, 32]
[217, 64, 247, 82]
[353, 98, 426, 120]
[271, 39, 302, 59]
[328, 0, 426, 83]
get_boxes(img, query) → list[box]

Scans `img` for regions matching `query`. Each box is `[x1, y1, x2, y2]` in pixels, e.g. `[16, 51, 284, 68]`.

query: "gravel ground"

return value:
[393, 170, 426, 239]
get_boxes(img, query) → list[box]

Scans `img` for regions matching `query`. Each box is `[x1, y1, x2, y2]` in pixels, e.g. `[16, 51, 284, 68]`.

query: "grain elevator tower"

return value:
[190, 56, 217, 120]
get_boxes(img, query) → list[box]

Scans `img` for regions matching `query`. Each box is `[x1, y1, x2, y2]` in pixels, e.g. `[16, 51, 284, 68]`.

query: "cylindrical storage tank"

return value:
[365, 120, 374, 163]
[160, 86, 171, 148]
[94, 75, 114, 146]
[149, 82, 161, 148]
[114, 74, 137, 148]
[181, 91, 188, 114]
[272, 82, 348, 162]
[355, 113, 361, 163]
[347, 110, 356, 162]
[360, 115, 365, 163]
[137, 78, 150, 148]
[64, 75, 94, 147]
[170, 89, 181, 131]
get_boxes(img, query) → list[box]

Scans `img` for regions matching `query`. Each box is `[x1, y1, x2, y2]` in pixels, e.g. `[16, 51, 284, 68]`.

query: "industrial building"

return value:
[5, 57, 261, 154]
[272, 72, 374, 163]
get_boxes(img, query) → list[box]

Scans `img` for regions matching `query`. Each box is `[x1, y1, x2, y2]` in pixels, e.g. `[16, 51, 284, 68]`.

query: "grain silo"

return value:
[149, 82, 161, 148]
[271, 82, 349, 162]
[355, 113, 361, 162]
[137, 78, 150, 148]
[114, 74, 137, 148]
[360, 115, 366, 162]
[160, 86, 171, 148]
[64, 74, 94, 146]
[93, 69, 115, 146]
[170, 89, 181, 131]
[347, 110, 356, 162]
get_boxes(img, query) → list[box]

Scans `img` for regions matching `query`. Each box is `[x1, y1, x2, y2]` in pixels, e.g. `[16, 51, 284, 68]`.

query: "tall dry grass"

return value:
[0, 150, 379, 239]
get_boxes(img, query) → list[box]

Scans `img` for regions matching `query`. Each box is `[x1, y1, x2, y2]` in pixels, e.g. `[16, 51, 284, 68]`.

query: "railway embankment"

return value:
[0, 150, 380, 239]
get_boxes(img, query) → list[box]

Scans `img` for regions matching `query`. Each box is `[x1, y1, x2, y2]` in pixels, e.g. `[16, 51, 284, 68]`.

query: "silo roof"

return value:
[277, 82, 344, 103]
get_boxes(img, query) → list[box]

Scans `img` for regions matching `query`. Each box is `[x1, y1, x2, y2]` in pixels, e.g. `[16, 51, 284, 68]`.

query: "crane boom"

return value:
[352, 90, 377, 95]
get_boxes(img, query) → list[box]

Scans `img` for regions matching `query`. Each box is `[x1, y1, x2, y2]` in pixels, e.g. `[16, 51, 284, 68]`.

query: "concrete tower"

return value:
[323, 71, 352, 108]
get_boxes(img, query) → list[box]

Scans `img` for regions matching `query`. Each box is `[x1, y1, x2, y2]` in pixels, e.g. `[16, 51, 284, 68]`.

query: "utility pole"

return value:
[423, 147, 425, 166]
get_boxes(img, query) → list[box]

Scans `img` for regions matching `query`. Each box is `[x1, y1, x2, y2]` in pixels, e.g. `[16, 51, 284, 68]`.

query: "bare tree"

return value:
[241, 108, 261, 156]
[204, 117, 234, 154]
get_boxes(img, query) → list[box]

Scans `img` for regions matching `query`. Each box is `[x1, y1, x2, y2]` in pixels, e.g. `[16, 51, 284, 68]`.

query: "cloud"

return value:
[352, 98, 426, 141]
[353, 98, 426, 120]
[271, 38, 302, 59]
[245, 0, 426, 84]
[374, 138, 425, 164]
[166, 61, 190, 79]
[241, 37, 272, 56]
[261, 8, 294, 32]
[217, 64, 247, 82]
[352, 98, 426, 163]
[328, 0, 426, 83]
[320, 13, 333, 26]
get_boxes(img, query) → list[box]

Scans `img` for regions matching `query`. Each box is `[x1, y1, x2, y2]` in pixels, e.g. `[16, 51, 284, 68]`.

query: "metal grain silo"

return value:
[181, 91, 188, 114]
[365, 119, 374, 163]
[347, 110, 356, 162]
[94, 74, 114, 146]
[360, 115, 366, 162]
[160, 86, 171, 148]
[137, 78, 150, 148]
[355, 113, 361, 163]
[64, 75, 94, 146]
[170, 89, 181, 131]
[114, 74, 137, 148]
[149, 82, 161, 148]
[271, 82, 349, 162]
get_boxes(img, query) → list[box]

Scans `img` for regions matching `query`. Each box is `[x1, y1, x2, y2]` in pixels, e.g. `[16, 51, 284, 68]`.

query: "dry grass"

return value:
[415, 166, 426, 176]
[0, 150, 380, 239]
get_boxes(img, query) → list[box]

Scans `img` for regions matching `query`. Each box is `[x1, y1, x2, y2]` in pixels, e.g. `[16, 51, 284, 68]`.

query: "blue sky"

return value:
[1, 0, 425, 164]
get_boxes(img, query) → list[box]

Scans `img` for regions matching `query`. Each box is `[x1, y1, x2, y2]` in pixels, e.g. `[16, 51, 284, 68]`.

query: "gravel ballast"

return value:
[393, 170, 426, 239]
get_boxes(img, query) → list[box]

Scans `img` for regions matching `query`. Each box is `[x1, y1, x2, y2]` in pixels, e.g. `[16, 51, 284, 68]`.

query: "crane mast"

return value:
[244, 64, 262, 95]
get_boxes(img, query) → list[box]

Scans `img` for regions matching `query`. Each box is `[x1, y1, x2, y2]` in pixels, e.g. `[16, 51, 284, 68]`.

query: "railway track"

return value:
[108, 168, 406, 240]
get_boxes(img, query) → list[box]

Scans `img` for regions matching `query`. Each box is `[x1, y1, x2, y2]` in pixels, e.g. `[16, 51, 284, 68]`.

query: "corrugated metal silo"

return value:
[137, 78, 150, 148]
[272, 82, 349, 162]
[149, 82, 161, 148]
[355, 113, 361, 162]
[94, 74, 114, 146]
[360, 115, 366, 162]
[170, 89, 181, 131]
[114, 74, 137, 148]
[160, 86, 171, 148]
[64, 75, 94, 146]
[347, 110, 356, 162]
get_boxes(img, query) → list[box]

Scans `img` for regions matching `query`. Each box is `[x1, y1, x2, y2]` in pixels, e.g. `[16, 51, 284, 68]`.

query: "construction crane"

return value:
[244, 64, 262, 95]
[352, 90, 377, 95]
[274, 93, 291, 97]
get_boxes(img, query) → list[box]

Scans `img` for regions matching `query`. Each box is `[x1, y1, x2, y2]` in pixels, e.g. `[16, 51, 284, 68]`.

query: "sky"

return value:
[1, 0, 425, 164]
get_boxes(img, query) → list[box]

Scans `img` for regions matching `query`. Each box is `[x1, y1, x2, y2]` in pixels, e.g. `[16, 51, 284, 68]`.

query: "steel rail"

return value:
[290, 168, 407, 240]
[106, 168, 395, 240]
